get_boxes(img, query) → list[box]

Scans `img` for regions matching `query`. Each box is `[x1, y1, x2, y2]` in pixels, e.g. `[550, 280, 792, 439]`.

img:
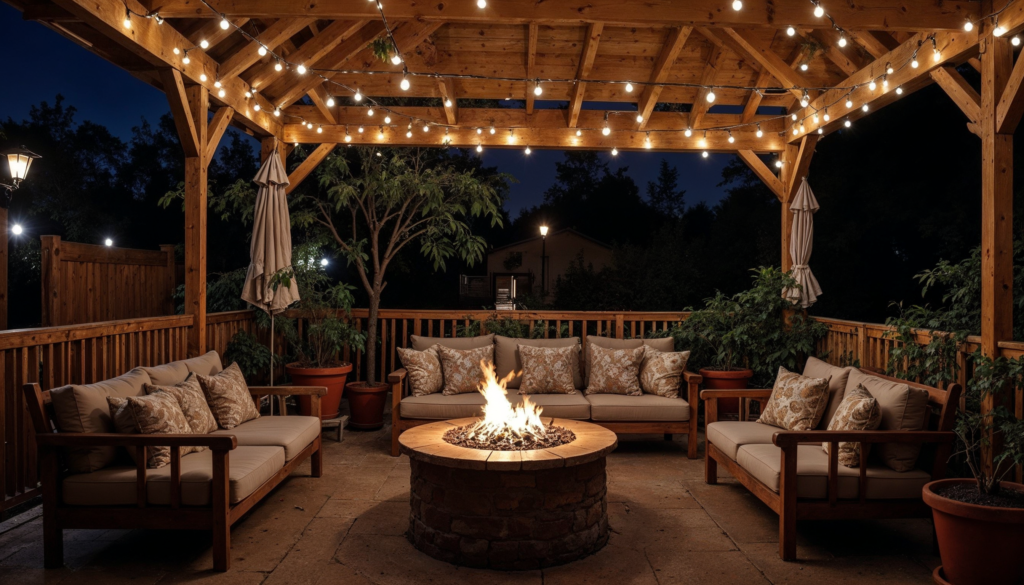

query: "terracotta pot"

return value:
[285, 363, 353, 420]
[923, 478, 1024, 585]
[699, 368, 754, 417]
[346, 381, 389, 430]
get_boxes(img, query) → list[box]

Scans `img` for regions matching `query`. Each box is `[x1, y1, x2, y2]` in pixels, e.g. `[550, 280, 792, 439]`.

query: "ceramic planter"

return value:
[345, 381, 389, 430]
[923, 478, 1024, 585]
[699, 368, 754, 418]
[285, 362, 353, 420]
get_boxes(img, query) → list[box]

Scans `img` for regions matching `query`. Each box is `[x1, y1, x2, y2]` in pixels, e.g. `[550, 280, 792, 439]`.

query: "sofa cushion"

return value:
[410, 334, 494, 352]
[107, 392, 205, 468]
[494, 336, 582, 390]
[62, 446, 285, 506]
[640, 349, 690, 398]
[586, 394, 690, 422]
[514, 394, 591, 420]
[518, 345, 577, 395]
[823, 383, 882, 467]
[396, 346, 443, 397]
[803, 356, 853, 429]
[49, 367, 152, 473]
[736, 443, 931, 500]
[756, 367, 830, 431]
[585, 345, 646, 396]
[706, 421, 779, 460]
[399, 393, 591, 420]
[143, 351, 224, 387]
[145, 373, 219, 435]
[197, 363, 260, 430]
[437, 345, 494, 395]
[584, 336, 674, 386]
[848, 369, 930, 472]
[213, 415, 320, 461]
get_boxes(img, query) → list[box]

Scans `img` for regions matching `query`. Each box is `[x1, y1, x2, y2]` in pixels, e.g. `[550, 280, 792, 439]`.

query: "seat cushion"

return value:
[512, 393, 590, 420]
[62, 446, 285, 506]
[400, 393, 591, 420]
[410, 334, 493, 352]
[143, 351, 224, 387]
[803, 356, 853, 429]
[586, 394, 690, 422]
[494, 336, 582, 390]
[213, 416, 320, 460]
[736, 443, 932, 500]
[706, 421, 779, 460]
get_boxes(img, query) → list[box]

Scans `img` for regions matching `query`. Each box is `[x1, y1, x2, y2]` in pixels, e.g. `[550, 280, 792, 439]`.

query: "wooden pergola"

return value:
[4, 0, 1016, 388]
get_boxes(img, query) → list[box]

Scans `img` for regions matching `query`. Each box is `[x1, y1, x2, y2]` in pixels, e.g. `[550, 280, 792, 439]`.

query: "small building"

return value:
[460, 229, 613, 309]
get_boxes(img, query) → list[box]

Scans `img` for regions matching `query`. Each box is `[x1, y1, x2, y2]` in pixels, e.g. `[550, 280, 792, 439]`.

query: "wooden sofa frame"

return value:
[389, 368, 702, 459]
[701, 371, 962, 561]
[23, 382, 328, 572]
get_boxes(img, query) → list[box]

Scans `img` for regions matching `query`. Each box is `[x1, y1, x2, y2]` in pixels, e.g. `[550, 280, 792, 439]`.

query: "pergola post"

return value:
[0, 206, 7, 330]
[778, 136, 817, 272]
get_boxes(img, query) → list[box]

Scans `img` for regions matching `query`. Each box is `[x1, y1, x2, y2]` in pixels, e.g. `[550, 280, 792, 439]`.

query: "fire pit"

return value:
[399, 363, 617, 570]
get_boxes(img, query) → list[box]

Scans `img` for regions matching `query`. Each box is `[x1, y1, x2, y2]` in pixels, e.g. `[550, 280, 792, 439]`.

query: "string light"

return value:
[476, 144, 483, 153]
[756, 124, 763, 138]
[173, 47, 180, 55]
[391, 54, 402, 65]
[644, 132, 652, 148]
[845, 95, 853, 108]
[684, 127, 692, 137]
[199, 73, 208, 82]
[534, 82, 543, 96]
[297, 64, 307, 74]
[911, 54, 919, 68]
[489, 126, 496, 134]
[823, 110, 830, 122]
[444, 98, 453, 107]
[182, 51, 191, 65]
[220, 16, 230, 30]
[775, 159, 783, 168]
[786, 26, 796, 36]
[964, 20, 974, 32]
[344, 127, 352, 142]
[800, 92, 810, 107]
[706, 89, 716, 103]
[359, 126, 364, 133]
[214, 79, 222, 88]
[307, 121, 314, 129]
[838, 34, 847, 48]
[406, 124, 413, 138]
[813, 2, 824, 18]
[378, 126, 385, 139]
[732, 0, 742, 10]
[123, 9, 131, 28]
[602, 112, 611, 136]
[625, 82, 634, 93]
[384, 115, 392, 124]
[994, 18, 1007, 37]
[886, 62, 894, 74]
[812, 112, 819, 123]
[317, 125, 323, 134]
[326, 96, 335, 107]
[702, 151, 709, 158]
[400, 75, 410, 90]
[525, 145, 532, 155]
[896, 85, 903, 94]
[576, 129, 583, 137]
[844, 119, 852, 127]
[274, 107, 280, 117]
[611, 147, 619, 156]
[800, 63, 809, 71]
[868, 80, 876, 91]
[354, 89, 363, 101]
[882, 76, 889, 89]
[477, 0, 487, 7]
[861, 104, 869, 112]
[477, 128, 483, 134]
[258, 46, 267, 56]
[791, 113, 798, 121]
[367, 108, 374, 117]
[727, 131, 735, 144]
[424, 124, 430, 132]
[1015, 36, 1022, 47]
[253, 102, 260, 111]
[274, 60, 283, 72]
[636, 113, 644, 123]
[218, 88, 225, 98]
[200, 39, 210, 49]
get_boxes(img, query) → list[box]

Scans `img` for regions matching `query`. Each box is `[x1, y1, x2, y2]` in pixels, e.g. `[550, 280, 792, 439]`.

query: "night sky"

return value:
[0, 4, 738, 217]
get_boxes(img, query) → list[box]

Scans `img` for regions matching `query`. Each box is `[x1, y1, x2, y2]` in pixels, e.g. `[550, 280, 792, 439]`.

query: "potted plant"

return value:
[923, 353, 1024, 585]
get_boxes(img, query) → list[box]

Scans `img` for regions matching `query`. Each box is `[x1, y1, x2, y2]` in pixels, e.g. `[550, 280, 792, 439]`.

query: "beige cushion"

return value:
[107, 392, 205, 468]
[803, 356, 853, 429]
[586, 394, 690, 422]
[410, 334, 494, 352]
[848, 369, 930, 472]
[823, 384, 882, 467]
[706, 421, 779, 460]
[640, 349, 690, 398]
[198, 363, 260, 430]
[736, 443, 931, 500]
[584, 336, 674, 385]
[62, 446, 285, 506]
[397, 347, 443, 397]
[585, 345, 646, 396]
[145, 373, 219, 435]
[437, 345, 494, 395]
[49, 367, 152, 473]
[756, 367, 830, 431]
[213, 415, 320, 461]
[400, 392, 591, 420]
[518, 345, 577, 395]
[143, 351, 224, 386]
[494, 336, 583, 389]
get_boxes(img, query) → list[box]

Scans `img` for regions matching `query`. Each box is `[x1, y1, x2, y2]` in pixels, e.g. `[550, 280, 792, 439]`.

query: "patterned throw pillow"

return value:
[436, 345, 494, 395]
[585, 344, 646, 396]
[107, 392, 204, 469]
[756, 366, 831, 431]
[196, 362, 260, 430]
[639, 349, 691, 398]
[822, 383, 882, 467]
[397, 346, 444, 396]
[145, 373, 218, 434]
[518, 345, 577, 395]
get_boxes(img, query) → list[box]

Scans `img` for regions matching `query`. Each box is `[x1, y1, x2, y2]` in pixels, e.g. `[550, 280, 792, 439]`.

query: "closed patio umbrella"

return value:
[783, 177, 823, 308]
[241, 150, 299, 388]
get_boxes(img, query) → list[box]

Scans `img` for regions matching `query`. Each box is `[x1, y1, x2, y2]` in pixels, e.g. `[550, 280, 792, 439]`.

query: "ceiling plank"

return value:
[160, 68, 201, 157]
[526, 22, 538, 114]
[931, 65, 980, 122]
[246, 20, 367, 92]
[219, 18, 316, 80]
[688, 47, 722, 130]
[285, 143, 337, 195]
[736, 150, 784, 200]
[637, 26, 692, 130]
[437, 79, 459, 125]
[719, 28, 811, 100]
[566, 23, 604, 128]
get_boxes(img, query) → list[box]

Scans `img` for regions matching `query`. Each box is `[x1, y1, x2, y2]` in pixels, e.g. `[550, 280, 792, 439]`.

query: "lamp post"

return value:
[1, 146, 41, 330]
[1, 146, 41, 200]
[539, 225, 549, 298]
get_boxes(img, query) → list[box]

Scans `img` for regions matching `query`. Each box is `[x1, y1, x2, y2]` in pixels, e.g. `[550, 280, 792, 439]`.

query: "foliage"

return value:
[884, 303, 969, 388]
[224, 330, 277, 381]
[671, 267, 828, 388]
[369, 38, 393, 63]
[456, 315, 567, 339]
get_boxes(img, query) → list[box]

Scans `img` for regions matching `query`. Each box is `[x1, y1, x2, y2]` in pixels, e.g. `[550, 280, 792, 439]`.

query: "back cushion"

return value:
[50, 367, 152, 473]
[143, 351, 224, 386]
[410, 334, 494, 352]
[847, 368, 931, 472]
[494, 335, 582, 389]
[803, 356, 853, 429]
[584, 336, 675, 386]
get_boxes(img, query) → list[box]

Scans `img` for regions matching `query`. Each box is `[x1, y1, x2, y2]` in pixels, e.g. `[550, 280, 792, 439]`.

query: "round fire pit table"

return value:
[399, 417, 617, 570]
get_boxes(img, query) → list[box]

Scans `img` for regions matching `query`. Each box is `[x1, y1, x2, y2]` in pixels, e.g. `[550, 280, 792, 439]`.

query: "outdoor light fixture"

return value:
[732, 0, 742, 10]
[326, 96, 336, 107]
[320, 258, 329, 267]
[220, 16, 230, 30]
[105, 238, 114, 247]
[400, 76, 410, 90]
[539, 225, 549, 237]
[625, 82, 634, 93]
[786, 26, 796, 36]
[1, 146, 41, 200]
[11, 224, 23, 235]
[200, 39, 210, 49]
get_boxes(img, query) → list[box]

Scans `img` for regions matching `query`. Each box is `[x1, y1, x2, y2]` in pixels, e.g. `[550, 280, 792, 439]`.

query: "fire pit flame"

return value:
[467, 361, 546, 443]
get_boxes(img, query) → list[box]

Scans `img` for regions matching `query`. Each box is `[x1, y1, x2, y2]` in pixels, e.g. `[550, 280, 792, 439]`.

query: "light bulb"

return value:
[706, 90, 716, 103]
[883, 78, 889, 89]
[625, 82, 634, 93]
[173, 47, 180, 55]
[368, 108, 374, 116]
[911, 57, 919, 68]
[354, 90, 362, 101]
[344, 134, 352, 143]
[844, 119, 851, 127]
[183, 55, 191, 64]
[11, 224, 23, 235]
[477, 128, 482, 134]
[297, 64, 307, 74]
[406, 129, 412, 138]
[869, 80, 876, 90]
[245, 90, 252, 98]
[1014, 36, 1022, 47]
[644, 135, 652, 148]
[477, 0, 486, 7]
[320, 258, 329, 267]
[602, 126, 611, 136]
[702, 151, 708, 158]
[105, 238, 114, 247]
[384, 115, 392, 124]
[817, 128, 823, 134]
[838, 35, 847, 47]
[391, 54, 402, 65]
[800, 63, 809, 71]
[611, 147, 618, 156]
[220, 17, 230, 30]
[476, 144, 483, 153]
[254, 103, 260, 111]
[400, 76, 410, 90]
[792, 126, 799, 135]
[258, 46, 267, 56]
[358, 126, 364, 133]
[326, 96, 335, 107]
[791, 113, 798, 121]
[214, 80, 222, 88]
[800, 92, 809, 107]
[813, 4, 824, 18]
[786, 26, 796, 36]
[274, 108, 280, 117]
[218, 89, 226, 98]
[813, 112, 819, 123]
[775, 160, 783, 168]
[525, 146, 531, 154]
[636, 114, 643, 123]
[756, 126, 763, 138]
[199, 73, 208, 82]
[489, 127, 496, 134]
[576, 129, 582, 137]
[534, 84, 543, 96]
[823, 111, 830, 121]
[378, 128, 384, 139]
[684, 128, 692, 137]
[200, 39, 210, 49]
[995, 25, 1007, 37]
[727, 133, 735, 143]
[307, 122, 313, 129]
[275, 61, 283, 72]
[896, 85, 903, 94]
[445, 98, 452, 107]
[964, 20, 973, 32]
[861, 104, 869, 112]
[732, 0, 742, 11]
[845, 97, 853, 108]
[317, 125, 323, 134]
[123, 15, 131, 28]
[934, 47, 942, 60]
[423, 124, 430, 132]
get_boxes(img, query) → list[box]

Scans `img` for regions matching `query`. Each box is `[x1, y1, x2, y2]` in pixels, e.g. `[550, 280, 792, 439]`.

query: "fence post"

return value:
[40, 236, 61, 327]
[160, 245, 176, 315]
[857, 326, 867, 368]
[615, 314, 624, 339]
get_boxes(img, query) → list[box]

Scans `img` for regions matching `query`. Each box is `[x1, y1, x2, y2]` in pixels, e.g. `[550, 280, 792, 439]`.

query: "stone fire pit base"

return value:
[400, 418, 618, 570]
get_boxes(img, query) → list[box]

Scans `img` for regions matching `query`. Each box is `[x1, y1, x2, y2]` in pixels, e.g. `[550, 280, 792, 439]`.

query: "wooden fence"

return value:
[40, 236, 177, 327]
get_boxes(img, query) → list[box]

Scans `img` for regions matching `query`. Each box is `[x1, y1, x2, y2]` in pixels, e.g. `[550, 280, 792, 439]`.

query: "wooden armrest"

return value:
[248, 385, 327, 397]
[36, 433, 238, 449]
[388, 368, 408, 384]
[682, 370, 702, 384]
[700, 389, 773, 401]
[773, 430, 956, 447]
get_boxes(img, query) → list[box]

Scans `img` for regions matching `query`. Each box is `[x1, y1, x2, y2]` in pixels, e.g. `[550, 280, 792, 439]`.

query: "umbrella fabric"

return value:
[783, 178, 823, 308]
[241, 151, 299, 315]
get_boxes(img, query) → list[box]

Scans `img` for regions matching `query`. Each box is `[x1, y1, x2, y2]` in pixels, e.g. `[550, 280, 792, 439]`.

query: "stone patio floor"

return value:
[0, 427, 938, 585]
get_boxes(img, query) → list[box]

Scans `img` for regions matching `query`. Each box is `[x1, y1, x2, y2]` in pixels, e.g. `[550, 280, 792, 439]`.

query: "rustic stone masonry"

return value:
[408, 457, 609, 570]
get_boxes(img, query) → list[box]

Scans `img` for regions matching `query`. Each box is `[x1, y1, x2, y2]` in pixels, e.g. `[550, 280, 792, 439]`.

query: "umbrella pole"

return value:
[270, 313, 275, 415]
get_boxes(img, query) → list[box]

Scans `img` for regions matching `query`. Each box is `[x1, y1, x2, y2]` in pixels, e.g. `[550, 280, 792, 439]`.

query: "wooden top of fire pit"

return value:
[399, 418, 618, 471]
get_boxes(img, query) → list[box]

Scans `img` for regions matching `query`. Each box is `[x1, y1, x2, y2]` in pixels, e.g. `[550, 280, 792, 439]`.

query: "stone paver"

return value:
[0, 430, 936, 584]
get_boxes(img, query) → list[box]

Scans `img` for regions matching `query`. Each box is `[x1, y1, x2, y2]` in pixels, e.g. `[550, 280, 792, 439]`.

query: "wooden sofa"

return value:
[23, 351, 327, 571]
[702, 360, 961, 561]
[389, 334, 701, 459]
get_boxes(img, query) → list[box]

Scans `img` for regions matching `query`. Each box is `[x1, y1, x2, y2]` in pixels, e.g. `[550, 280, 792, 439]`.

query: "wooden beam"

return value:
[160, 68, 201, 157]
[809, 30, 866, 76]
[145, 0, 977, 31]
[997, 47, 1024, 132]
[526, 22, 538, 114]
[847, 30, 900, 59]
[737, 150, 784, 200]
[688, 47, 722, 130]
[246, 20, 367, 92]
[187, 17, 249, 51]
[779, 141, 799, 273]
[931, 65, 981, 122]
[183, 84, 209, 357]
[0, 208, 7, 329]
[637, 26, 692, 130]
[219, 18, 315, 79]
[206, 106, 235, 167]
[741, 68, 773, 123]
[306, 85, 338, 125]
[285, 143, 337, 195]
[437, 79, 459, 125]
[719, 28, 812, 100]
[567, 23, 603, 128]
[785, 135, 818, 200]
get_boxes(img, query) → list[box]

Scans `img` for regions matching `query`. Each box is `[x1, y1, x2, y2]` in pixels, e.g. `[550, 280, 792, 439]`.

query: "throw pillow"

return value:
[196, 362, 260, 430]
[518, 345, 577, 395]
[494, 336, 583, 390]
[397, 346, 444, 396]
[847, 368, 930, 472]
[436, 345, 495, 395]
[145, 373, 218, 435]
[584, 336, 674, 387]
[822, 383, 882, 467]
[585, 344, 646, 396]
[107, 392, 204, 469]
[639, 349, 691, 398]
[757, 366, 831, 431]
[803, 356, 854, 430]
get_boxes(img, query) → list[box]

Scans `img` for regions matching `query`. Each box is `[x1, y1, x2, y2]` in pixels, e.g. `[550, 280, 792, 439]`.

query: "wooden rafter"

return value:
[808, 29, 867, 76]
[526, 22, 538, 114]
[206, 106, 235, 167]
[187, 17, 249, 51]
[737, 150, 784, 200]
[931, 65, 980, 122]
[784, 134, 818, 199]
[246, 20, 367, 92]
[688, 46, 722, 130]
[286, 143, 337, 195]
[741, 68, 773, 123]
[306, 85, 338, 125]
[637, 27, 691, 130]
[997, 48, 1024, 133]
[846, 30, 899, 59]
[161, 68, 201, 157]
[566, 23, 604, 128]
[719, 28, 811, 100]
[437, 79, 459, 125]
[218, 18, 316, 79]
